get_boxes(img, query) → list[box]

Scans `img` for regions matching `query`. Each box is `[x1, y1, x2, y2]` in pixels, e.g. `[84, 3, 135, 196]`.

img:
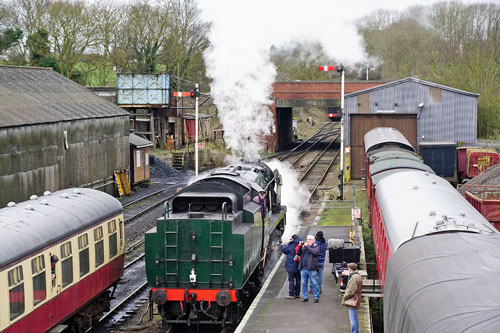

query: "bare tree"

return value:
[357, 1, 500, 138]
[160, 0, 211, 88]
[45, 0, 98, 78]
[81, 2, 124, 86]
[117, 0, 171, 74]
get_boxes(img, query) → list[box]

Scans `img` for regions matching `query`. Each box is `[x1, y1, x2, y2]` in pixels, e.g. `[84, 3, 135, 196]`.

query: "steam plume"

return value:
[203, 16, 276, 161]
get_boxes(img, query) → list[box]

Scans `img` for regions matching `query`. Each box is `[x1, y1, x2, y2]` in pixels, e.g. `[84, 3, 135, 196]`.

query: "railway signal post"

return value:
[194, 83, 200, 179]
[319, 64, 346, 199]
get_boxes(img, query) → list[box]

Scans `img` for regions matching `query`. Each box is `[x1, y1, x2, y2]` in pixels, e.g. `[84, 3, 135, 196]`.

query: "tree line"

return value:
[357, 1, 500, 138]
[0, 0, 210, 89]
[1, 0, 498, 138]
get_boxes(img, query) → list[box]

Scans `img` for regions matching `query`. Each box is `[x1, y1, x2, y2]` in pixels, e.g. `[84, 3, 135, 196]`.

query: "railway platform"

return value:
[236, 226, 371, 333]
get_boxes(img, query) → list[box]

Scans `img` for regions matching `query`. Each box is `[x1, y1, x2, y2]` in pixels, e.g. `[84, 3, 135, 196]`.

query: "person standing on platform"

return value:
[298, 235, 320, 303]
[311, 230, 327, 294]
[342, 263, 363, 333]
[282, 234, 302, 299]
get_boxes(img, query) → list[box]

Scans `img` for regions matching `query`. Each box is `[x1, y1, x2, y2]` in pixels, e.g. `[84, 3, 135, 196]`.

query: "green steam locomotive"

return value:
[145, 161, 286, 327]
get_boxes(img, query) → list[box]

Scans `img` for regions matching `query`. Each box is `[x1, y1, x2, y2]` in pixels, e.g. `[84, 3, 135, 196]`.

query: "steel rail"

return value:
[278, 122, 334, 161]
[125, 238, 145, 255]
[297, 149, 341, 215]
[124, 253, 145, 270]
[298, 133, 340, 181]
[122, 183, 179, 208]
[96, 281, 148, 325]
[290, 128, 340, 166]
[125, 195, 173, 224]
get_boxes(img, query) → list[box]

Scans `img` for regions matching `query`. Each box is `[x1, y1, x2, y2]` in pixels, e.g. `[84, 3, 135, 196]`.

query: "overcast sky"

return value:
[198, 0, 489, 63]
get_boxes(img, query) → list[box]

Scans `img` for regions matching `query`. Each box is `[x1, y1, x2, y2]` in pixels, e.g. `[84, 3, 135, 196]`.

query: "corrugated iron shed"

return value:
[0, 65, 128, 128]
[344, 77, 479, 147]
[345, 77, 479, 98]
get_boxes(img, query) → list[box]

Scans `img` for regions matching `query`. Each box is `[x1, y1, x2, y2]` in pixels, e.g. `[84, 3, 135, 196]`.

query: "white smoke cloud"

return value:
[204, 21, 276, 161]
[267, 159, 310, 242]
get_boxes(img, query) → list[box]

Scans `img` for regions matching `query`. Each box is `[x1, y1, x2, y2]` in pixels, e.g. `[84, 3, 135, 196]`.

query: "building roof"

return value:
[0, 66, 129, 129]
[345, 77, 480, 98]
[130, 133, 153, 148]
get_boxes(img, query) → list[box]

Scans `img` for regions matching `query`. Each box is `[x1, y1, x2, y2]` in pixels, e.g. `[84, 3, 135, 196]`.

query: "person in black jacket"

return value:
[298, 235, 320, 302]
[281, 234, 302, 299]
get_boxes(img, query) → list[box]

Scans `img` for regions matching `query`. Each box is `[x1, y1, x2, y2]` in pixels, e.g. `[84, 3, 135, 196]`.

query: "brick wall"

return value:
[264, 81, 385, 152]
[272, 81, 384, 100]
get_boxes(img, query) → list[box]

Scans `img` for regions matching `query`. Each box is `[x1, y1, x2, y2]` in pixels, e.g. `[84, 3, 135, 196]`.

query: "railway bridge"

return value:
[268, 81, 383, 151]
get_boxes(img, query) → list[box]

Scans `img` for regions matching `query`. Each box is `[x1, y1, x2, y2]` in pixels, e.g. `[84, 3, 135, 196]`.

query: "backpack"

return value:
[293, 243, 301, 263]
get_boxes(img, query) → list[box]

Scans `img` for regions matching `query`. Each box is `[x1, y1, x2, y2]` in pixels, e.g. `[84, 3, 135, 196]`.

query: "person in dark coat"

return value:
[281, 234, 302, 299]
[298, 235, 320, 302]
[314, 230, 327, 293]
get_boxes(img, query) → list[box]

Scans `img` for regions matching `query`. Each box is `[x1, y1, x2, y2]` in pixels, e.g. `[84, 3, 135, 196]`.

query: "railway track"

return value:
[81, 183, 186, 331]
[278, 122, 340, 164]
[290, 126, 341, 213]
[84, 254, 148, 332]
[123, 183, 184, 224]
[89, 126, 341, 332]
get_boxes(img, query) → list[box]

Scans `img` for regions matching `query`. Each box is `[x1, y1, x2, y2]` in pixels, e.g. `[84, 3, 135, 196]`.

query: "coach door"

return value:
[350, 114, 417, 179]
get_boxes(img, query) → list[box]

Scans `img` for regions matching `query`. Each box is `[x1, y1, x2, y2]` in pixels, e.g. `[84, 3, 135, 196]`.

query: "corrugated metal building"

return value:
[344, 77, 479, 178]
[0, 66, 130, 206]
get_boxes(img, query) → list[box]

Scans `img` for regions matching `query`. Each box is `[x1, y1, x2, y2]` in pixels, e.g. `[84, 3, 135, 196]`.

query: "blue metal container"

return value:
[418, 142, 457, 181]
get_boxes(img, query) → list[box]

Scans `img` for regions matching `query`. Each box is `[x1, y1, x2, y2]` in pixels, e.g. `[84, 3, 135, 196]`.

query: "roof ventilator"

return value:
[60, 193, 69, 199]
[7, 202, 16, 207]
[43, 191, 51, 196]
[30, 195, 38, 200]
[40, 200, 48, 206]
[73, 189, 82, 195]
[25, 205, 34, 211]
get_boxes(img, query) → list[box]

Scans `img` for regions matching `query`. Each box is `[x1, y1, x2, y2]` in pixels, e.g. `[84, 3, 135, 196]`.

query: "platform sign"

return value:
[352, 207, 361, 221]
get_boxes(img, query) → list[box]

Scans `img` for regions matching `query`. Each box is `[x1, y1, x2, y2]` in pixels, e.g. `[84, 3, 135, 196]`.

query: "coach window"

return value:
[78, 234, 90, 277]
[8, 266, 24, 320]
[60, 241, 73, 288]
[31, 255, 46, 306]
[119, 220, 124, 249]
[108, 220, 118, 258]
[94, 226, 104, 267]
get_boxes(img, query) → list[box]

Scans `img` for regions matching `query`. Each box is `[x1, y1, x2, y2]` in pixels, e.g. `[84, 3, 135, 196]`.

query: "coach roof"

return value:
[364, 127, 415, 154]
[0, 188, 122, 269]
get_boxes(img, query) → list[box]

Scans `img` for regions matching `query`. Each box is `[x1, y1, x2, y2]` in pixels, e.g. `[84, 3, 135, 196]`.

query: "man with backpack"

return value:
[282, 234, 302, 299]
